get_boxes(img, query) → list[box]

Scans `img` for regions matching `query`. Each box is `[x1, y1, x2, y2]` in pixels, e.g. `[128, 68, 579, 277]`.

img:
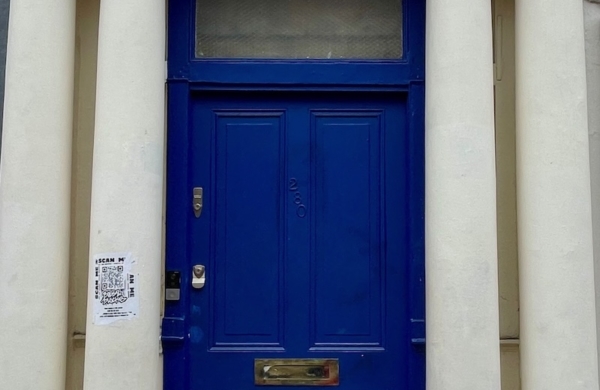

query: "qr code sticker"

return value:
[100, 265, 127, 305]
[93, 253, 139, 325]
[101, 266, 125, 291]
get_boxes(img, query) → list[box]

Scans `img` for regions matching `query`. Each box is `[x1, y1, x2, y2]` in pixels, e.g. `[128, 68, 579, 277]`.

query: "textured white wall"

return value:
[584, 1, 600, 385]
[0, 0, 10, 157]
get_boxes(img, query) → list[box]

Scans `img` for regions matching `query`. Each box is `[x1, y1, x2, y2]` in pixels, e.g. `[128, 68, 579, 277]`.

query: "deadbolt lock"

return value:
[192, 265, 206, 289]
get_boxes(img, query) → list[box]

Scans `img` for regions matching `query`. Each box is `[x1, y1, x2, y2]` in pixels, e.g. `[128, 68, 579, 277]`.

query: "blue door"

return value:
[193, 92, 407, 389]
[164, 1, 425, 389]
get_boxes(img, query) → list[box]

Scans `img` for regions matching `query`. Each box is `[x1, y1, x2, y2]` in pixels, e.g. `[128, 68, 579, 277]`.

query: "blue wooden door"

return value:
[164, 1, 425, 387]
[183, 92, 410, 389]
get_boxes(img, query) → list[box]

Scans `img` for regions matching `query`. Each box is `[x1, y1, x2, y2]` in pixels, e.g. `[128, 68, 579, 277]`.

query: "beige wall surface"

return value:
[66, 0, 99, 388]
[501, 344, 521, 390]
[585, 0, 600, 383]
[494, 0, 521, 388]
[494, 0, 520, 341]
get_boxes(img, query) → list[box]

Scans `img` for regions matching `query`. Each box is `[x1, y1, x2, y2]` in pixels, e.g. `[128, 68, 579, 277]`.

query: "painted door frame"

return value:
[162, 0, 426, 388]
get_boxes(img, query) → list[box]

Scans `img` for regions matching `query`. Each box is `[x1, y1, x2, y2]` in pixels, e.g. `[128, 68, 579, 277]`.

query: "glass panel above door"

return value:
[195, 0, 403, 59]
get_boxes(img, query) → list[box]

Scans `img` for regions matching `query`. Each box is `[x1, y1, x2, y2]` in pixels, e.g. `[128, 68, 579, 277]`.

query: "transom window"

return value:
[195, 0, 403, 59]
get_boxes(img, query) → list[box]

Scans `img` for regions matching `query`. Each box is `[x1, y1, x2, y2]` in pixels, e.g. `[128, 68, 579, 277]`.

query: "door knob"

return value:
[192, 265, 206, 289]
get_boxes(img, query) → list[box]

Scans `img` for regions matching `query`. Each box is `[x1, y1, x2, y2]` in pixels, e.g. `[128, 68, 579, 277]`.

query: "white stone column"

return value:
[516, 1, 600, 389]
[425, 1, 501, 389]
[83, 0, 165, 389]
[0, 1, 75, 389]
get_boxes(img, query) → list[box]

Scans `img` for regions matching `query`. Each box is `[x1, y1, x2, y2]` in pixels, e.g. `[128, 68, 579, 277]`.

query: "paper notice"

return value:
[93, 252, 139, 325]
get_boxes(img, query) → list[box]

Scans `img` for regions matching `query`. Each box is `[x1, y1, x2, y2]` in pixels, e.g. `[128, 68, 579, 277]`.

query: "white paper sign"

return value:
[93, 252, 139, 325]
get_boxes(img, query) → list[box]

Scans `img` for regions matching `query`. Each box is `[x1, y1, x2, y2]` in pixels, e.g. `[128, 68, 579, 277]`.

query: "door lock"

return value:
[193, 187, 203, 218]
[192, 265, 206, 289]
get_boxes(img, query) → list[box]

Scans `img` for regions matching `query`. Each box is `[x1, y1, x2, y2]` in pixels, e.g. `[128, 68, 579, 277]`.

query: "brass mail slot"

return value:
[255, 359, 340, 386]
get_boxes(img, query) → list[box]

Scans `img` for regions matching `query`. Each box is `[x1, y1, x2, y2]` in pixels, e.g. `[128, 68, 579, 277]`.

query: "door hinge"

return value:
[410, 318, 425, 346]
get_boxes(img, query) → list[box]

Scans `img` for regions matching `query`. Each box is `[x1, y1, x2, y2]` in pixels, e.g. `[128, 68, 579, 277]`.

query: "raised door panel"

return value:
[211, 112, 286, 350]
[310, 111, 385, 350]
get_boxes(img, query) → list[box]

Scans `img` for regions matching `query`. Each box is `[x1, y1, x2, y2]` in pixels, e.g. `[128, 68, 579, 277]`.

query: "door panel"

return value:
[311, 112, 383, 349]
[188, 92, 409, 389]
[213, 112, 285, 349]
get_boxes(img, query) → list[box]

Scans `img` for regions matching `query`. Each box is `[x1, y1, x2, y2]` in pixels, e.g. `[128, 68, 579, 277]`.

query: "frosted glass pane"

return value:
[195, 0, 402, 59]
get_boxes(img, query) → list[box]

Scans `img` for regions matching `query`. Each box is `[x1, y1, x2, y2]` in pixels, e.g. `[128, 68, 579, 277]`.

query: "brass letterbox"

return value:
[254, 359, 340, 386]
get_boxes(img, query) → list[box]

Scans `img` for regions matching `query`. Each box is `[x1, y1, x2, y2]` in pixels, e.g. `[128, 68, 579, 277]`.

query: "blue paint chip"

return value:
[189, 326, 204, 343]
[191, 305, 201, 315]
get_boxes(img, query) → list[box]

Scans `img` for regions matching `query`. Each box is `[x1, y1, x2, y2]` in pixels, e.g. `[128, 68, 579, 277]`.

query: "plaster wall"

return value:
[584, 1, 600, 384]
[65, 0, 99, 389]
[494, 0, 521, 388]
[0, 0, 10, 157]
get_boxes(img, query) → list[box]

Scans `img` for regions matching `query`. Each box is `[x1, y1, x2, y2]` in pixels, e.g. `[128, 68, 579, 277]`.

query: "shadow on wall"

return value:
[0, 0, 10, 159]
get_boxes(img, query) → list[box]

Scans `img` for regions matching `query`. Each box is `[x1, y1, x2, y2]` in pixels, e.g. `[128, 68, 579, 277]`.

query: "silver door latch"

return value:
[193, 187, 203, 218]
[192, 265, 206, 289]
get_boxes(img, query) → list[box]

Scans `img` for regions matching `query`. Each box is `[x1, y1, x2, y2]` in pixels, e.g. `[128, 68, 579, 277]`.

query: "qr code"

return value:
[101, 266, 125, 291]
